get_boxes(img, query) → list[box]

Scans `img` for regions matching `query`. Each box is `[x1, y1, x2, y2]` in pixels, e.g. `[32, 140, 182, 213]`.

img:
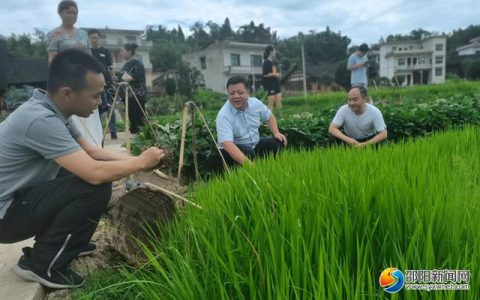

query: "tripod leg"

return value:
[102, 87, 121, 147]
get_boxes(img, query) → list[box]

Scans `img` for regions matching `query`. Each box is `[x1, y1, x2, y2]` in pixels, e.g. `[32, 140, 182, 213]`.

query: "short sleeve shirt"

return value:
[332, 103, 386, 140]
[347, 52, 368, 86]
[216, 98, 271, 149]
[0, 89, 82, 219]
[47, 28, 89, 53]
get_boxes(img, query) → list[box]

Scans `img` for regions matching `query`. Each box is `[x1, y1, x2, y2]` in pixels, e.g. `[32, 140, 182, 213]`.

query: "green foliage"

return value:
[447, 25, 480, 57]
[3, 30, 47, 59]
[301, 27, 351, 63]
[72, 268, 142, 300]
[461, 59, 480, 80]
[385, 28, 433, 43]
[334, 61, 350, 89]
[80, 127, 480, 299]
[146, 89, 225, 116]
[4, 86, 30, 102]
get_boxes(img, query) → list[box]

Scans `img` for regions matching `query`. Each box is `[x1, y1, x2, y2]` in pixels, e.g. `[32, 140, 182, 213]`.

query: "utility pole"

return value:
[301, 40, 307, 97]
[250, 53, 256, 92]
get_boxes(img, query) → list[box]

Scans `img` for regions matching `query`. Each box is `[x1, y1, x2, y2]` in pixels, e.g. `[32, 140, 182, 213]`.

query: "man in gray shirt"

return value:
[0, 50, 164, 289]
[347, 43, 369, 88]
[329, 86, 387, 147]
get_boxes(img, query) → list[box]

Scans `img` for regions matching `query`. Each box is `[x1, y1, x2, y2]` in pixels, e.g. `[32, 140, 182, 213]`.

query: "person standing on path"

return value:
[262, 45, 283, 118]
[347, 43, 370, 88]
[47, 0, 103, 146]
[88, 29, 117, 140]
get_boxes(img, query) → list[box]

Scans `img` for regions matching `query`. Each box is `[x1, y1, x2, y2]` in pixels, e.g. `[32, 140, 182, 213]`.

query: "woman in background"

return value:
[262, 45, 283, 118]
[47, 0, 103, 146]
[118, 43, 147, 134]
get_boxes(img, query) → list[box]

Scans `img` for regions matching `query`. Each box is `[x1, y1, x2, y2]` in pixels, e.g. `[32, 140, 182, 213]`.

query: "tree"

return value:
[188, 22, 212, 49]
[219, 18, 234, 40]
[236, 21, 276, 44]
[177, 25, 185, 42]
[334, 61, 350, 90]
[174, 61, 205, 98]
[462, 58, 480, 80]
[206, 20, 223, 42]
[4, 30, 47, 59]
[302, 27, 351, 63]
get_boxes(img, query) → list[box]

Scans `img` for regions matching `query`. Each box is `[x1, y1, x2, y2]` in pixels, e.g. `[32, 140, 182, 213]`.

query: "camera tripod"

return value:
[101, 82, 151, 153]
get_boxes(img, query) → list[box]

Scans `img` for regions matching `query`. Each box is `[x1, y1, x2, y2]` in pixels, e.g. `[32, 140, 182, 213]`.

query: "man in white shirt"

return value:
[329, 86, 387, 147]
[216, 76, 287, 165]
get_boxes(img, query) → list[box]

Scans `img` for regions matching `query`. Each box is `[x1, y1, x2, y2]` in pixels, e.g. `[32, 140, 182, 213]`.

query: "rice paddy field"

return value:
[76, 126, 480, 300]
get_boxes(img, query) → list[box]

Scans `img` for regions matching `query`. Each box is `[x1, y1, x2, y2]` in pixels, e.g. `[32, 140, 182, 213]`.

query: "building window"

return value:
[435, 44, 443, 51]
[200, 57, 206, 70]
[125, 35, 137, 42]
[435, 55, 444, 64]
[435, 67, 443, 77]
[413, 57, 417, 65]
[409, 45, 414, 50]
[392, 46, 397, 51]
[419, 57, 426, 65]
[231, 53, 240, 66]
[398, 58, 405, 66]
[398, 48, 402, 51]
[251, 54, 262, 67]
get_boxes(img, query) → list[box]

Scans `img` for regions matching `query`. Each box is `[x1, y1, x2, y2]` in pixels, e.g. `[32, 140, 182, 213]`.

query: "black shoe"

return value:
[78, 242, 97, 257]
[13, 253, 85, 289]
[111, 134, 118, 140]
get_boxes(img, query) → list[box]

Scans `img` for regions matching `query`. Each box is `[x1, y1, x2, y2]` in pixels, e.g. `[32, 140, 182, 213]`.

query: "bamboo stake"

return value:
[144, 182, 203, 210]
[177, 105, 189, 183]
[153, 169, 168, 180]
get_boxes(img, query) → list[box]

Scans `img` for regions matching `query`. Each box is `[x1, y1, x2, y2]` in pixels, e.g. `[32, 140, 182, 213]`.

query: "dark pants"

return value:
[0, 173, 111, 274]
[221, 137, 285, 166]
[129, 99, 145, 134]
[100, 89, 117, 136]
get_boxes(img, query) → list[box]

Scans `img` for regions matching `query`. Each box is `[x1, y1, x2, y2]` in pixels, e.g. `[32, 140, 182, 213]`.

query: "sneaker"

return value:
[78, 242, 97, 257]
[13, 253, 85, 289]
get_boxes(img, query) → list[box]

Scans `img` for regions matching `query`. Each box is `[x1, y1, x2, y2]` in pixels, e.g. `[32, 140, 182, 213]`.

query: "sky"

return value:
[0, 0, 479, 45]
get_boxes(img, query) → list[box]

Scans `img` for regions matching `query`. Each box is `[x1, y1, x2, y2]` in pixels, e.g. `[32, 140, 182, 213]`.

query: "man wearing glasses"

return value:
[216, 76, 287, 165]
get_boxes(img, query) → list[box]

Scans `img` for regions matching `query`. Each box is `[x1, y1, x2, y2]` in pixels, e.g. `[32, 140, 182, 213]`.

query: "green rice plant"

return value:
[81, 127, 480, 299]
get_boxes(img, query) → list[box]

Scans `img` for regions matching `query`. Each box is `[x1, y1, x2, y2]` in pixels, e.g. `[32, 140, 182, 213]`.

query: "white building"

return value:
[182, 41, 268, 93]
[456, 37, 480, 56]
[82, 28, 156, 88]
[379, 36, 447, 85]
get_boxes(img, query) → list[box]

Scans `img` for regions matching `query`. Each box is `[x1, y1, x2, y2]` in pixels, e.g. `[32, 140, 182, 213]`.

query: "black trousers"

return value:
[221, 137, 284, 166]
[0, 173, 111, 274]
[129, 99, 145, 134]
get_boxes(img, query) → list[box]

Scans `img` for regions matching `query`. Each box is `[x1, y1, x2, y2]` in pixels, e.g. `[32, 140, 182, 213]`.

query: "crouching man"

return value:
[0, 49, 164, 289]
[216, 76, 287, 165]
[329, 86, 387, 147]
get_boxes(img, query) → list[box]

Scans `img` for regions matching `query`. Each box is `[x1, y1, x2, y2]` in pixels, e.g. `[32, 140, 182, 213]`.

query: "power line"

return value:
[341, 0, 415, 33]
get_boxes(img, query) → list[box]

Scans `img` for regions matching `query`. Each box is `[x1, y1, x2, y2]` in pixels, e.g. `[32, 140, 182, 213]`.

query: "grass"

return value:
[77, 126, 480, 299]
